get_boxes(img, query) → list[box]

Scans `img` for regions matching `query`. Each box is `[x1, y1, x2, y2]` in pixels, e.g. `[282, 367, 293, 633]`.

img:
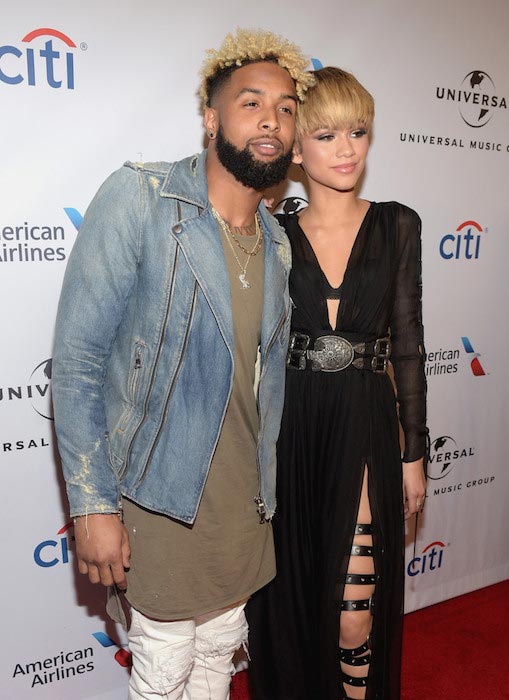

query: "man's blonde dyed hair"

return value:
[199, 28, 315, 109]
[296, 66, 374, 139]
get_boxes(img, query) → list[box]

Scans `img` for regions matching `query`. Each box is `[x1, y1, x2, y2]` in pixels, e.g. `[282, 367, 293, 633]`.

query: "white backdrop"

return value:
[1, 0, 508, 697]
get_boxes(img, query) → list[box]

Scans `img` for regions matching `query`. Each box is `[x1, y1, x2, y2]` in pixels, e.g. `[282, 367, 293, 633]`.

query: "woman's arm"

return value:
[389, 205, 429, 517]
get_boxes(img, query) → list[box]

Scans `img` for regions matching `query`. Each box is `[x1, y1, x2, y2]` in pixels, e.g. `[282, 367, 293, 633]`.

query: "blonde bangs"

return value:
[296, 67, 374, 138]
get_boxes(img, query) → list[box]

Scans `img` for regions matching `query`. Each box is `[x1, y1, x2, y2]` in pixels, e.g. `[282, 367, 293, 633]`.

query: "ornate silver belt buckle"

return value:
[310, 336, 354, 372]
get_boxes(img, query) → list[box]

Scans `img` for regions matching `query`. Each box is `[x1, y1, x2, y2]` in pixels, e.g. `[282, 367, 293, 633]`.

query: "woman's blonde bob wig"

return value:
[296, 66, 375, 139]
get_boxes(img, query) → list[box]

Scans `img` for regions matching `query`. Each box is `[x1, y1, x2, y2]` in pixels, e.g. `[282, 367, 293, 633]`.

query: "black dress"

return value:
[246, 202, 427, 700]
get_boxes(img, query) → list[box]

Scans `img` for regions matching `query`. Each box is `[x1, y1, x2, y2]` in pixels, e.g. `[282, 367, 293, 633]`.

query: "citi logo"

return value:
[33, 521, 74, 568]
[0, 28, 80, 89]
[461, 337, 486, 376]
[407, 541, 446, 577]
[439, 220, 484, 260]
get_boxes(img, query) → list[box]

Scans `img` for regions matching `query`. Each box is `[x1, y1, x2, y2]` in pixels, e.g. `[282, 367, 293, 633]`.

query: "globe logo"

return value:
[428, 436, 458, 480]
[29, 358, 53, 420]
[459, 71, 497, 128]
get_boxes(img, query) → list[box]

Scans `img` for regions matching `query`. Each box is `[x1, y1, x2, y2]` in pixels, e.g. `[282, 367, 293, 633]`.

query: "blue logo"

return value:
[33, 521, 74, 567]
[0, 28, 77, 89]
[439, 220, 484, 260]
[64, 208, 83, 231]
[407, 541, 446, 577]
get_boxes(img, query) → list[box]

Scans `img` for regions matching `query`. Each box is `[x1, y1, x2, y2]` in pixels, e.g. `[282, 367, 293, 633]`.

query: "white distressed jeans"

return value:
[127, 603, 248, 699]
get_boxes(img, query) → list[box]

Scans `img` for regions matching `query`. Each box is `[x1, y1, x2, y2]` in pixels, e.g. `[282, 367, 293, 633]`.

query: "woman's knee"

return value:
[339, 610, 372, 649]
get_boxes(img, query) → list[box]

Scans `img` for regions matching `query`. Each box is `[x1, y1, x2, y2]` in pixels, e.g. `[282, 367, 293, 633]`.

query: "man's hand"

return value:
[403, 459, 427, 520]
[73, 513, 131, 589]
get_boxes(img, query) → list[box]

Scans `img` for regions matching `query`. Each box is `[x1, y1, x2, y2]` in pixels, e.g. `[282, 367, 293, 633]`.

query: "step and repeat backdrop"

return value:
[1, 0, 508, 697]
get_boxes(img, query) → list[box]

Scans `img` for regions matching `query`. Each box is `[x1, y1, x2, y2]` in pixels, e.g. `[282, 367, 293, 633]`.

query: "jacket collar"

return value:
[160, 149, 287, 245]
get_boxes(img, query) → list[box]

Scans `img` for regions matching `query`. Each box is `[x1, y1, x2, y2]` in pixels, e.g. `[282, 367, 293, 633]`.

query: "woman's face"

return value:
[293, 124, 370, 193]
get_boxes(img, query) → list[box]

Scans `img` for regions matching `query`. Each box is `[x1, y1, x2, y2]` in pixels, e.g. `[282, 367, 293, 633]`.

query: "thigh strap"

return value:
[345, 573, 376, 585]
[350, 544, 374, 556]
[340, 597, 375, 612]
[339, 638, 370, 660]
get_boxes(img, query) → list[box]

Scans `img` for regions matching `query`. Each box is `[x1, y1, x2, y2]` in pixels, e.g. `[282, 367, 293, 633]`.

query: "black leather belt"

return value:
[287, 332, 391, 373]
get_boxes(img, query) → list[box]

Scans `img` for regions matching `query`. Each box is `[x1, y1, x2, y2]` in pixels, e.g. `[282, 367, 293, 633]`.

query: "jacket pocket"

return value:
[115, 340, 147, 435]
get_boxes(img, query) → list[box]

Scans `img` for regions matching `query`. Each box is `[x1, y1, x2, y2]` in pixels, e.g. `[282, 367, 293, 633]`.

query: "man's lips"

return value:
[249, 138, 283, 156]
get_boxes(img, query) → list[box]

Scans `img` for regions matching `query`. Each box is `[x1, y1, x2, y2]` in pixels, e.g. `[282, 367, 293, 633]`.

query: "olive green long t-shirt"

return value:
[123, 226, 275, 619]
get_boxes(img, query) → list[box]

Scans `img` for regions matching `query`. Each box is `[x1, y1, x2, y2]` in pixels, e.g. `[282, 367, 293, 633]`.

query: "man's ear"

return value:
[203, 107, 218, 139]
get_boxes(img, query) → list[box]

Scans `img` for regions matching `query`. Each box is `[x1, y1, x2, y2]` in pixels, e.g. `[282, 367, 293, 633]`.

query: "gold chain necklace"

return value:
[228, 221, 263, 256]
[211, 207, 262, 289]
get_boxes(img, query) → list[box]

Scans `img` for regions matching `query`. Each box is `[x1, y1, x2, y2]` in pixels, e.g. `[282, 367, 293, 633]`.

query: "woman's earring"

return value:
[209, 132, 215, 139]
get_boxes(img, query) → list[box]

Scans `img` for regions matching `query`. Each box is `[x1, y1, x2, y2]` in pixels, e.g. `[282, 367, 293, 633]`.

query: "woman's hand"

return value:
[402, 459, 426, 519]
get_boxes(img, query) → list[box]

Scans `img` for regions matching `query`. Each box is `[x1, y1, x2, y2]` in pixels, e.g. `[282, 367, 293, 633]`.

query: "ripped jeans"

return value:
[128, 603, 248, 699]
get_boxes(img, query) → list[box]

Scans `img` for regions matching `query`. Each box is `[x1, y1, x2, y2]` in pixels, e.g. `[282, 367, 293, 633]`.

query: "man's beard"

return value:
[215, 126, 293, 191]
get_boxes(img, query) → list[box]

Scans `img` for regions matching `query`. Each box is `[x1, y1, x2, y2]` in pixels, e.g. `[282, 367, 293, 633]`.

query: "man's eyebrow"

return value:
[236, 87, 298, 103]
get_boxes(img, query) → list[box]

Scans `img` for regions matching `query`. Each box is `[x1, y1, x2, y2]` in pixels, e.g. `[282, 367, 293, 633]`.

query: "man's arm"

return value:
[53, 165, 143, 584]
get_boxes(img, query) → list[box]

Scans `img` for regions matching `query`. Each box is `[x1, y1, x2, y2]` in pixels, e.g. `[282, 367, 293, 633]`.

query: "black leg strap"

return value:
[351, 544, 374, 556]
[354, 523, 373, 535]
[345, 573, 376, 585]
[340, 597, 374, 612]
[342, 674, 368, 687]
[339, 639, 370, 660]
[341, 653, 370, 667]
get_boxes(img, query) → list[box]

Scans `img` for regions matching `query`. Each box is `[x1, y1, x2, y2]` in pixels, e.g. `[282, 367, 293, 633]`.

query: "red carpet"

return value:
[231, 580, 509, 700]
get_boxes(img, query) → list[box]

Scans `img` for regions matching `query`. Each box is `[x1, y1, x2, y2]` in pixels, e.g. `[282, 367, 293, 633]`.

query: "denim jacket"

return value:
[52, 150, 291, 523]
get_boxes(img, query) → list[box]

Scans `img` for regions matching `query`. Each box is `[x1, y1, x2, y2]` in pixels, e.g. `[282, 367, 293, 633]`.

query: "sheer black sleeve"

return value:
[389, 205, 428, 463]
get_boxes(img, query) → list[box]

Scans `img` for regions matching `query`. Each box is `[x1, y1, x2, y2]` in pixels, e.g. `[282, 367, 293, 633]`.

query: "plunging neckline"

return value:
[295, 202, 373, 330]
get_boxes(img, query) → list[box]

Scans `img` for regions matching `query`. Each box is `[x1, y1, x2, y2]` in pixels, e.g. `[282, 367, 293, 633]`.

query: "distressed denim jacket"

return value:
[52, 150, 291, 523]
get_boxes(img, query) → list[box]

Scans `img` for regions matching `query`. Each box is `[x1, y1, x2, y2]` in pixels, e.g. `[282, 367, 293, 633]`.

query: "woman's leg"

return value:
[339, 467, 375, 700]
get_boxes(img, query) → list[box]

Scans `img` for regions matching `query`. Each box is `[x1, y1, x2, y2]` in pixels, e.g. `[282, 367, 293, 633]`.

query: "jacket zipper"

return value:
[119, 247, 179, 480]
[129, 344, 144, 398]
[254, 304, 289, 522]
[134, 280, 198, 488]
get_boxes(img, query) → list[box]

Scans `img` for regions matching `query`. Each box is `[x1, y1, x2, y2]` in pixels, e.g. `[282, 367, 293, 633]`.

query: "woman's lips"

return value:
[332, 162, 357, 174]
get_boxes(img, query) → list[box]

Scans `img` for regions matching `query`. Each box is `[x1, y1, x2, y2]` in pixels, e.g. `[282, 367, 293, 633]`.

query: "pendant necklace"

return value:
[211, 206, 262, 289]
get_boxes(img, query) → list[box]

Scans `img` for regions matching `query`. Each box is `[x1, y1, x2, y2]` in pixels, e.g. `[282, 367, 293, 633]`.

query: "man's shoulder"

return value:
[124, 160, 173, 176]
[121, 160, 175, 190]
[120, 153, 207, 207]
[123, 152, 202, 180]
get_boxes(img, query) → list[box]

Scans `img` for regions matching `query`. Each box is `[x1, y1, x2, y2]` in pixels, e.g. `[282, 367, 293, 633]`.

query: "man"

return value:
[52, 29, 314, 699]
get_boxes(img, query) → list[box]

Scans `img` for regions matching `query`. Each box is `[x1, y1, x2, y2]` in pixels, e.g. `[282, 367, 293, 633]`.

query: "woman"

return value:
[247, 67, 428, 700]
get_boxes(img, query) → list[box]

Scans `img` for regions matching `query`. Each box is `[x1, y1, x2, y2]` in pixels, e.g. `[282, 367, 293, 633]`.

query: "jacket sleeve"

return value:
[52, 165, 142, 516]
[389, 205, 428, 463]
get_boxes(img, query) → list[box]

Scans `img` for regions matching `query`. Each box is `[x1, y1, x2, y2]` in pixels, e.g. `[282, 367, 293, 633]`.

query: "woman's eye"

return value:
[317, 134, 334, 141]
[351, 129, 367, 138]
[280, 106, 294, 115]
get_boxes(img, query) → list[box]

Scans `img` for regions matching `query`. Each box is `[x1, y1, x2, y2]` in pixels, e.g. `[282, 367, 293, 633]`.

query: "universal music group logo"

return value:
[427, 433, 495, 498]
[0, 358, 53, 419]
[436, 70, 507, 128]
[400, 69, 508, 153]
